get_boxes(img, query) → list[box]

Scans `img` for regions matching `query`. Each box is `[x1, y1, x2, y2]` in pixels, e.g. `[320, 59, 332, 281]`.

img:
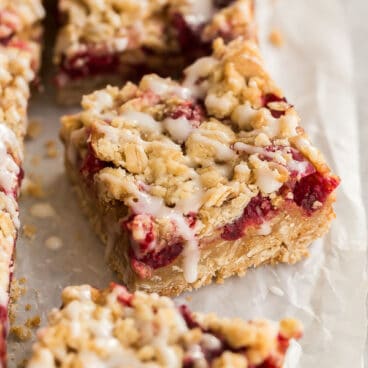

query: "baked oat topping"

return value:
[0, 45, 35, 139]
[61, 38, 339, 282]
[27, 284, 302, 368]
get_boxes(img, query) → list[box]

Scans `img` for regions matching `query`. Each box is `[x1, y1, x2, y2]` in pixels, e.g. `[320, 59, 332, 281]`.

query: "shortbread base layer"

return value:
[66, 158, 336, 296]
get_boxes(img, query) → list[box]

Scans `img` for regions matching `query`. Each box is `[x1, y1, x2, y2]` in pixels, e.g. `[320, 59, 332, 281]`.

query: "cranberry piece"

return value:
[179, 305, 200, 329]
[116, 288, 134, 307]
[80, 145, 107, 180]
[60, 49, 119, 79]
[0, 305, 7, 361]
[213, 0, 236, 8]
[277, 334, 290, 355]
[123, 214, 156, 253]
[130, 258, 153, 279]
[262, 93, 288, 119]
[256, 356, 280, 368]
[0, 33, 14, 45]
[221, 195, 275, 241]
[185, 212, 197, 228]
[169, 101, 205, 127]
[135, 241, 184, 270]
[293, 172, 339, 214]
[172, 13, 202, 50]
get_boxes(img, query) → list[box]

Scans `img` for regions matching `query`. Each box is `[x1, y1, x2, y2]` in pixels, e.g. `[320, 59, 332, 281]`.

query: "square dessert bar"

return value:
[0, 9, 43, 364]
[61, 38, 340, 296]
[27, 284, 302, 367]
[0, 0, 45, 71]
[54, 0, 256, 104]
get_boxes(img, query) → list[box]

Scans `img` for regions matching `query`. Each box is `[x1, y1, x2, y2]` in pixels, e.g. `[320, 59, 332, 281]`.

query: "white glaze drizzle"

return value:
[120, 111, 163, 134]
[185, 0, 215, 26]
[191, 132, 236, 161]
[126, 189, 199, 283]
[163, 116, 194, 143]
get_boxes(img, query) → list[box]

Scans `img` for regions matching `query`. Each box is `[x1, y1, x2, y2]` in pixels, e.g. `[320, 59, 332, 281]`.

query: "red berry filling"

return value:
[112, 284, 134, 307]
[131, 242, 184, 273]
[168, 101, 205, 128]
[262, 93, 289, 119]
[292, 172, 339, 215]
[59, 48, 120, 80]
[221, 195, 276, 241]
[213, 0, 236, 8]
[0, 305, 7, 363]
[80, 145, 107, 180]
[124, 214, 187, 277]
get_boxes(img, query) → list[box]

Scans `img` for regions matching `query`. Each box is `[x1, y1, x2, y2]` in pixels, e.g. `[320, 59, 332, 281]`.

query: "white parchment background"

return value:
[7, 1, 368, 367]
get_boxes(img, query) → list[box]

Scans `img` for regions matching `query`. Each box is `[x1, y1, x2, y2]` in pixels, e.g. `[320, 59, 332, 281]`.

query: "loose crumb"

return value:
[10, 325, 31, 341]
[25, 315, 41, 329]
[18, 277, 27, 285]
[22, 224, 37, 240]
[21, 177, 45, 198]
[269, 28, 284, 47]
[44, 140, 58, 158]
[25, 304, 32, 312]
[30, 202, 56, 218]
[45, 236, 63, 250]
[185, 296, 192, 302]
[17, 359, 28, 368]
[30, 155, 41, 166]
[26, 120, 42, 140]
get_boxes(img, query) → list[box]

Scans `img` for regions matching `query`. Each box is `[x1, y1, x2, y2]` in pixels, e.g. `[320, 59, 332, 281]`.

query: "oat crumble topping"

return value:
[27, 284, 302, 368]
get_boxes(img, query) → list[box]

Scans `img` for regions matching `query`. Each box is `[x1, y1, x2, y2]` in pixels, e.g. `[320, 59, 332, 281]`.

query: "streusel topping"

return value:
[27, 284, 302, 368]
[0, 46, 35, 139]
[54, 0, 255, 62]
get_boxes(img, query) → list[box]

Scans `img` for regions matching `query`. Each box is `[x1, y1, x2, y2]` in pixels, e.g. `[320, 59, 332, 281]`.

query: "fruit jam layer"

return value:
[0, 305, 7, 365]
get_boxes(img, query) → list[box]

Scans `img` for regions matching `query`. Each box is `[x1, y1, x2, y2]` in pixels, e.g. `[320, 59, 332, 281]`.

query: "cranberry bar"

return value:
[0, 45, 37, 367]
[0, 2, 44, 364]
[27, 283, 302, 367]
[0, 0, 45, 72]
[61, 38, 339, 296]
[54, 0, 256, 104]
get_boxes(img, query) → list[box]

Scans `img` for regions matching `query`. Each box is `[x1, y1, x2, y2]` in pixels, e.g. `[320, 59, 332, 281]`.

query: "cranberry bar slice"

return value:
[0, 45, 36, 367]
[0, 0, 45, 72]
[26, 283, 302, 367]
[54, 0, 256, 105]
[60, 38, 339, 296]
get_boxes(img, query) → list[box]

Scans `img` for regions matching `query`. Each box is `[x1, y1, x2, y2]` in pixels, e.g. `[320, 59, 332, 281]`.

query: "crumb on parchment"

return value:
[269, 28, 284, 47]
[30, 202, 56, 218]
[10, 325, 31, 341]
[21, 177, 45, 199]
[26, 120, 42, 140]
[44, 140, 58, 158]
[22, 224, 37, 240]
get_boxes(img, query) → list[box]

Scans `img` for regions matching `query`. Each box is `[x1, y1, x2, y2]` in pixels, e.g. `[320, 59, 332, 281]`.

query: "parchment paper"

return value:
[7, 1, 367, 367]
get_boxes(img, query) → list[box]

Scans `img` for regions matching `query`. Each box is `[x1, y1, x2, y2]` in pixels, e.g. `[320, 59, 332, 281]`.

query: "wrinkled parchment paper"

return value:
[8, 1, 367, 367]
